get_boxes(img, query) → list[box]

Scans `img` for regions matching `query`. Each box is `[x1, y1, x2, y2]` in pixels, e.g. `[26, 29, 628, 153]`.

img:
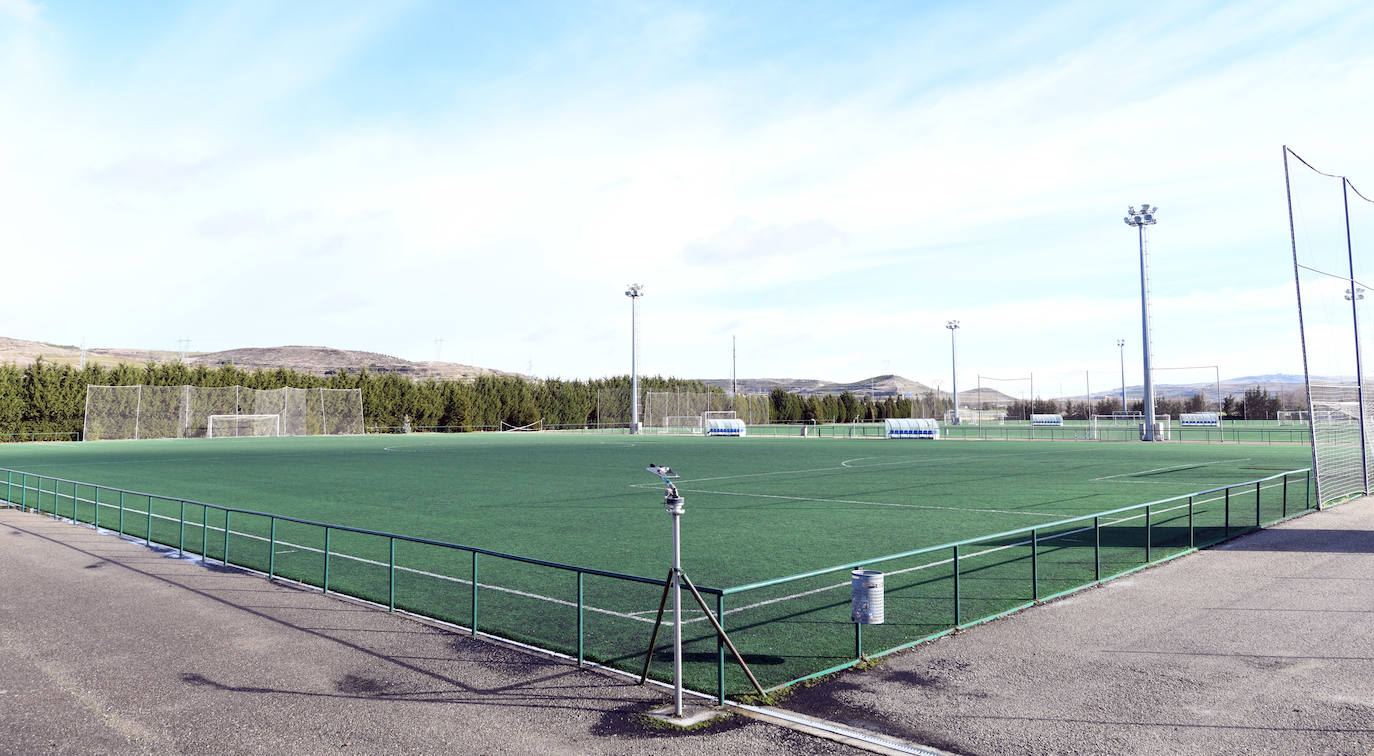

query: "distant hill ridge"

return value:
[0, 337, 517, 382]
[0, 336, 1307, 397]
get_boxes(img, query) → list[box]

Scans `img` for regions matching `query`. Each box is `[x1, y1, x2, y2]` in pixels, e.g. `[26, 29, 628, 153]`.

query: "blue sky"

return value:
[2, 0, 1373, 394]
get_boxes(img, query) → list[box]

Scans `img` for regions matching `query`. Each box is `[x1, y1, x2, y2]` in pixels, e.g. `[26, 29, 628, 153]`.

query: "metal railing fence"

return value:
[1, 465, 1313, 698]
[0, 467, 728, 701]
[712, 468, 1312, 694]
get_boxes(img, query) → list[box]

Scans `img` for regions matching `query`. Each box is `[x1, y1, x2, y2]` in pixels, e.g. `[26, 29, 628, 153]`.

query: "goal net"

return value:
[499, 419, 543, 432]
[657, 416, 703, 435]
[83, 385, 364, 440]
[1285, 146, 1374, 505]
[1091, 414, 1170, 441]
[1276, 410, 1310, 425]
[208, 414, 281, 438]
[644, 392, 770, 428]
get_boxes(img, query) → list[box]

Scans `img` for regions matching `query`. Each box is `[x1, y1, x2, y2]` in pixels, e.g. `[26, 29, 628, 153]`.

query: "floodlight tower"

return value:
[946, 320, 960, 425]
[1124, 205, 1160, 440]
[626, 284, 644, 434]
[1117, 339, 1126, 412]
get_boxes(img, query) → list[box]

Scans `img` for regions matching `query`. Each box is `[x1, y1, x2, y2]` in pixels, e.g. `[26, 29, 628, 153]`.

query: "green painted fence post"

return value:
[269, 518, 277, 579]
[118, 491, 124, 535]
[717, 592, 726, 706]
[1031, 528, 1039, 601]
[1188, 496, 1194, 549]
[1145, 505, 1151, 564]
[178, 501, 185, 556]
[1306, 472, 1311, 509]
[1255, 481, 1262, 527]
[952, 545, 961, 626]
[576, 572, 584, 667]
[471, 551, 478, 635]
[201, 505, 208, 559]
[146, 497, 153, 546]
[388, 537, 396, 612]
[855, 622, 863, 660]
[1224, 488, 1231, 539]
[1282, 474, 1288, 517]
[1093, 516, 1101, 581]
[223, 510, 230, 566]
[93, 488, 99, 530]
[323, 527, 331, 594]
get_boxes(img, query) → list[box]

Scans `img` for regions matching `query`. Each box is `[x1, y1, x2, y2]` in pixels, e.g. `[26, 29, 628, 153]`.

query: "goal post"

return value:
[207, 414, 281, 438]
[1276, 410, 1310, 425]
[660, 416, 703, 435]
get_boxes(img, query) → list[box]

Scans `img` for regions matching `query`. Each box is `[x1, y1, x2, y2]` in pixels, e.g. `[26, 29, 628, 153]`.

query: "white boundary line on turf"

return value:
[1091, 459, 1251, 481]
[715, 481, 1288, 620]
[627, 448, 1071, 490]
[682, 487, 1077, 518]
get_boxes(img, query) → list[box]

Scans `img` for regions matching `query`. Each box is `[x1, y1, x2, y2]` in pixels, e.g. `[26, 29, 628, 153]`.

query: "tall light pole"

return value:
[626, 284, 644, 434]
[946, 320, 960, 425]
[1117, 339, 1126, 413]
[1124, 205, 1159, 440]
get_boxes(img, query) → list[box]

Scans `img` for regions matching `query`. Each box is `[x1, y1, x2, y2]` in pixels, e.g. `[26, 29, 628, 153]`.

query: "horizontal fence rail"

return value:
[0, 465, 1314, 698]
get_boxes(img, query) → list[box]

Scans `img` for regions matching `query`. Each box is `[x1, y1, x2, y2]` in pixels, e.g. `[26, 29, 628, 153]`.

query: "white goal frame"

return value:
[207, 414, 281, 438]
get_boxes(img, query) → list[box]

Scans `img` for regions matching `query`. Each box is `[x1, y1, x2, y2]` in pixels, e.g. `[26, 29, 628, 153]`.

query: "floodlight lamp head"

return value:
[946, 320, 959, 330]
[625, 283, 644, 298]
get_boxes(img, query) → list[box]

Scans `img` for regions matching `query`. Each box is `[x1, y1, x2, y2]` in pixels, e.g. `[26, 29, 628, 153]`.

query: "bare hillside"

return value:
[0, 337, 517, 382]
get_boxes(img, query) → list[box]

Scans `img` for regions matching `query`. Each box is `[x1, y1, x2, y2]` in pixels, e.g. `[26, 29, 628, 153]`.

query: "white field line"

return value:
[716, 482, 1285, 620]
[1091, 459, 1251, 481]
[681, 487, 1076, 518]
[26, 478, 1288, 628]
[628, 448, 1070, 490]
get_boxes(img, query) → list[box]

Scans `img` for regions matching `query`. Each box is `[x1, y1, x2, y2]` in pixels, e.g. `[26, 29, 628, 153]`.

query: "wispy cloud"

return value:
[0, 1, 1371, 379]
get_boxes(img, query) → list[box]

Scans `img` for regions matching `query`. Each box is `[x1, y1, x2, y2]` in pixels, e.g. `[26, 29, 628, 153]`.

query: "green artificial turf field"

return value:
[0, 433, 1314, 696]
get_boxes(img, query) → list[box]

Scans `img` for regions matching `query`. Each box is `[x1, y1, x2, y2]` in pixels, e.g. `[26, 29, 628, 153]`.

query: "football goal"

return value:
[207, 414, 281, 438]
[658, 416, 703, 435]
[1091, 414, 1171, 441]
[1276, 410, 1310, 425]
[499, 419, 543, 432]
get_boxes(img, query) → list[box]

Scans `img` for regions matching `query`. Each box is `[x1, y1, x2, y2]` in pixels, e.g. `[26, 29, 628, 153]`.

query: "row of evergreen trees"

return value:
[0, 359, 710, 438]
[0, 357, 1305, 439]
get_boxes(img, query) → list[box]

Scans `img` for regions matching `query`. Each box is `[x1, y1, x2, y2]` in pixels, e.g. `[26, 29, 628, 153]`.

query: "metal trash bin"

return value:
[851, 569, 885, 624]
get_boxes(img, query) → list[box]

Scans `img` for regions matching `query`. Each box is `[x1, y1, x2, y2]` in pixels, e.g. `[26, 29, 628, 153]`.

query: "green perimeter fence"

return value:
[0, 465, 1313, 701]
[743, 422, 1310, 444]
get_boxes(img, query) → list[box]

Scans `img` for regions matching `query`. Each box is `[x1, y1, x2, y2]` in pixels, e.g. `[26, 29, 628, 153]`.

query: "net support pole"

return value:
[1342, 178, 1370, 495]
[1284, 146, 1323, 507]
